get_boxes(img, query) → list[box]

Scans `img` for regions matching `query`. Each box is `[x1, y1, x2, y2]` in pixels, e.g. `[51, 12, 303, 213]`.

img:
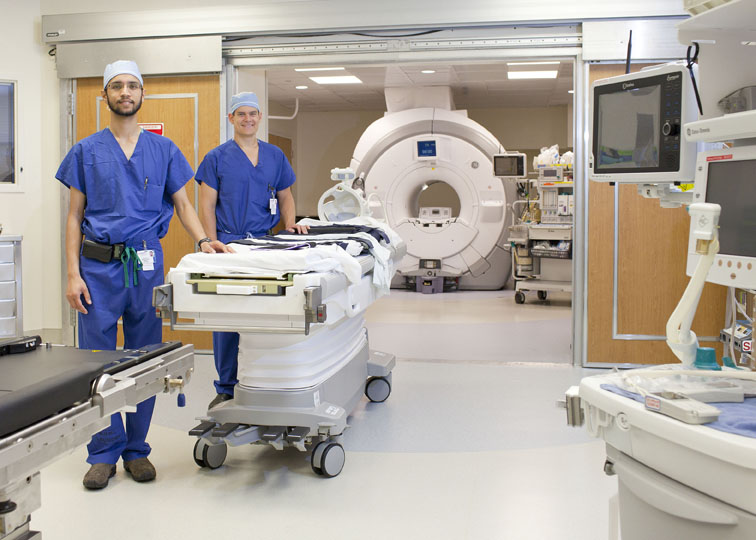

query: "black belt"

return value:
[81, 238, 127, 263]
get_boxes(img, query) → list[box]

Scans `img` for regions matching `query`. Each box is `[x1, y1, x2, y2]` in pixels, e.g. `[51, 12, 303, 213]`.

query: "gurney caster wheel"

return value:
[311, 441, 345, 478]
[515, 291, 526, 304]
[193, 439, 227, 470]
[537, 290, 547, 301]
[365, 376, 391, 403]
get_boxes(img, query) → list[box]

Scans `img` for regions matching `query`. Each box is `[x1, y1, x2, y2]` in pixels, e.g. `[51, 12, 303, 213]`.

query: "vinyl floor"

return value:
[33, 290, 619, 540]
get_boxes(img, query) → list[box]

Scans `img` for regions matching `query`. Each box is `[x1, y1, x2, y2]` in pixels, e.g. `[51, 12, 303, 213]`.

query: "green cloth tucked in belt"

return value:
[120, 247, 143, 288]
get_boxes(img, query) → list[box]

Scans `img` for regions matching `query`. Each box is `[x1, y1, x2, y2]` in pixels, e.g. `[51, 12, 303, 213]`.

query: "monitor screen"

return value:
[417, 140, 437, 158]
[596, 86, 660, 170]
[589, 63, 697, 184]
[493, 154, 524, 177]
[705, 159, 756, 258]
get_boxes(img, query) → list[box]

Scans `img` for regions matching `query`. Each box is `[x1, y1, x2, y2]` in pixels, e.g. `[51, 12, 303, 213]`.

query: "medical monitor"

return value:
[686, 145, 756, 289]
[493, 153, 527, 179]
[590, 62, 698, 184]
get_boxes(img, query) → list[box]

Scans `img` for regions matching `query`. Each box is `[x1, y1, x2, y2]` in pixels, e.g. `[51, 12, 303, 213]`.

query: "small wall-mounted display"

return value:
[0, 81, 16, 184]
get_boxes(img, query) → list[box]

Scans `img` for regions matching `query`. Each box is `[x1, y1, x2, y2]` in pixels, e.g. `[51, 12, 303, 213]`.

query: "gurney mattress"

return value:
[0, 342, 180, 439]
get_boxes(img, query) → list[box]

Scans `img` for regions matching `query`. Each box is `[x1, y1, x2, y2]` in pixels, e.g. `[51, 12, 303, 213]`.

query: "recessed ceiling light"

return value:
[507, 61, 560, 66]
[421, 70, 436, 74]
[507, 71, 559, 80]
[309, 75, 363, 85]
[296, 85, 309, 90]
[295, 67, 346, 72]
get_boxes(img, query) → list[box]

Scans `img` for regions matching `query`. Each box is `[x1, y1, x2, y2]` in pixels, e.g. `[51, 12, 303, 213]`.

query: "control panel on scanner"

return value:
[686, 145, 756, 289]
[589, 62, 698, 184]
[415, 139, 438, 161]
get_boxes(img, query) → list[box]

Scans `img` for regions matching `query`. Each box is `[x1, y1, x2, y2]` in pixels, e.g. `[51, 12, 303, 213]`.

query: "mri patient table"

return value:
[153, 221, 405, 477]
[0, 338, 193, 539]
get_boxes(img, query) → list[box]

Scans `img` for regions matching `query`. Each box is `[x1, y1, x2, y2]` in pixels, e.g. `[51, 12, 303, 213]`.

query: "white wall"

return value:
[467, 106, 569, 150]
[39, 1, 686, 42]
[42, 0, 686, 16]
[0, 0, 62, 336]
[268, 102, 296, 140]
[293, 110, 384, 216]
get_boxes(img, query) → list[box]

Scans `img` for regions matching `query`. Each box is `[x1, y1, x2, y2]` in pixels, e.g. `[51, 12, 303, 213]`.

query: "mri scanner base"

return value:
[391, 243, 512, 291]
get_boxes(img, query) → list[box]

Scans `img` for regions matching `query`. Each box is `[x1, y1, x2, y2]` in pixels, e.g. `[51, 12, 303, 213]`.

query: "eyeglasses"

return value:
[107, 82, 142, 92]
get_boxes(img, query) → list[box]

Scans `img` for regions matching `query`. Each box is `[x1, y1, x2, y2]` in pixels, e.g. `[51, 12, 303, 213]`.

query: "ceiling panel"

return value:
[267, 60, 573, 113]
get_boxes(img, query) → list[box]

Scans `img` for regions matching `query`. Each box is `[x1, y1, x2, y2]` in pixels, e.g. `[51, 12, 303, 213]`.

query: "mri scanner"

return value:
[348, 107, 518, 290]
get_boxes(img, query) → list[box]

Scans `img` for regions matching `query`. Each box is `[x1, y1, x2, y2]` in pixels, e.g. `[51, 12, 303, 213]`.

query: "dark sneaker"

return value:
[208, 393, 233, 409]
[83, 463, 116, 490]
[123, 458, 156, 482]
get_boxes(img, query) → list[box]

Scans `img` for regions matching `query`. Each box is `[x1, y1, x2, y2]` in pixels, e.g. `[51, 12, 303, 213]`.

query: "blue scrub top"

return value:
[195, 139, 295, 241]
[56, 128, 193, 245]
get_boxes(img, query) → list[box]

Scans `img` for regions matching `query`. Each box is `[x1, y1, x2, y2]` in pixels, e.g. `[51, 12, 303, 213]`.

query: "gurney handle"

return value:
[169, 322, 308, 335]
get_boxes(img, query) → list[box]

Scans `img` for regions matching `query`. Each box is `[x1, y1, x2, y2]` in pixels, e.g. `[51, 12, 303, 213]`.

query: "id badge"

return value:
[269, 197, 278, 215]
[137, 249, 155, 272]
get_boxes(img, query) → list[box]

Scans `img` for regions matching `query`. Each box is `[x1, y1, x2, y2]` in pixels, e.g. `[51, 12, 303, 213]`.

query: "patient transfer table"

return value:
[153, 220, 405, 477]
[0, 338, 193, 539]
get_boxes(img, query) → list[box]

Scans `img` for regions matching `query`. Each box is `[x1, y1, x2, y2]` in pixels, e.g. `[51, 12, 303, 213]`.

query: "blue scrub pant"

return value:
[212, 331, 239, 396]
[78, 242, 164, 465]
[213, 230, 247, 397]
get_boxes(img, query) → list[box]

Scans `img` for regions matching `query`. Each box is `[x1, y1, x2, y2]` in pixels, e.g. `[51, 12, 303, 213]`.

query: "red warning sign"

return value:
[139, 123, 164, 136]
[706, 154, 732, 162]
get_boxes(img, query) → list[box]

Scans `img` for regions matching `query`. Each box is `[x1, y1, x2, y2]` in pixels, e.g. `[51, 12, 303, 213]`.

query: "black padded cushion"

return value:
[0, 342, 181, 439]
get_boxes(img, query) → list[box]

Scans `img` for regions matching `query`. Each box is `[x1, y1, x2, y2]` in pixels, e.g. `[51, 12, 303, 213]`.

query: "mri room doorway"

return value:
[259, 57, 578, 365]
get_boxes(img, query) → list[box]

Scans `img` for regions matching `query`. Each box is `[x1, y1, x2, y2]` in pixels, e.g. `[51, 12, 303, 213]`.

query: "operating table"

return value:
[153, 220, 406, 477]
[0, 337, 193, 539]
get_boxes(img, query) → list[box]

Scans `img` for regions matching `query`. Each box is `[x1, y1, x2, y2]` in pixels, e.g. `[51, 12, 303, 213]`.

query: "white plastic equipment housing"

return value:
[686, 145, 756, 289]
[348, 108, 516, 282]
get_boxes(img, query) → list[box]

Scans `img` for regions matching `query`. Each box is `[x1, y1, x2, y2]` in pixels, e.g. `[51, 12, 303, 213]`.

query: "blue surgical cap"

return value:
[103, 60, 144, 89]
[230, 92, 260, 114]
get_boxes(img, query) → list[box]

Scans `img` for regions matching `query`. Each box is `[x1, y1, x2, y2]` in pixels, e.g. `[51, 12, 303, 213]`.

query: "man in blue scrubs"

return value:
[57, 60, 230, 490]
[196, 92, 307, 409]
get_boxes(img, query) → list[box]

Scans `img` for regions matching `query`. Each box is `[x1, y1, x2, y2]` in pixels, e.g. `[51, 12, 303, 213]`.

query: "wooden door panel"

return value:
[75, 75, 220, 351]
[268, 134, 294, 233]
[586, 65, 726, 365]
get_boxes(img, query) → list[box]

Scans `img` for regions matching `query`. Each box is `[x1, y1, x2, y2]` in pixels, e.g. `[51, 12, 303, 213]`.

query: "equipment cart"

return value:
[508, 165, 573, 304]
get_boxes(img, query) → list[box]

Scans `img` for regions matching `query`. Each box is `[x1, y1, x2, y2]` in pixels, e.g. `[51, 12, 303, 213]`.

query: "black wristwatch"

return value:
[197, 237, 212, 249]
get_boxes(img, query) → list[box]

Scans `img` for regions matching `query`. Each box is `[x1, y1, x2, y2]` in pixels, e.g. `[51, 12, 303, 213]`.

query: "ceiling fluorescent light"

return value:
[310, 75, 363, 85]
[507, 61, 560, 66]
[421, 70, 436, 74]
[295, 67, 345, 72]
[296, 85, 309, 90]
[568, 90, 574, 94]
[507, 71, 558, 79]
